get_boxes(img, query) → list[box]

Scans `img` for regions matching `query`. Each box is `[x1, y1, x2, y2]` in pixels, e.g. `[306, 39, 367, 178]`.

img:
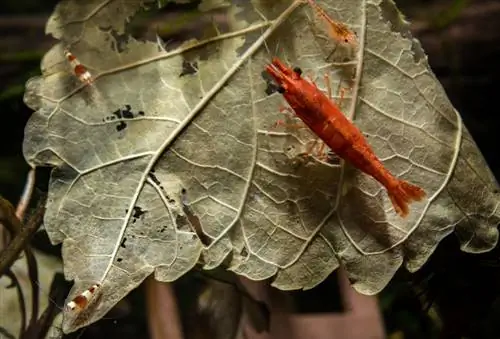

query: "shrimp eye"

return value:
[277, 86, 285, 93]
[344, 38, 349, 43]
[293, 67, 302, 76]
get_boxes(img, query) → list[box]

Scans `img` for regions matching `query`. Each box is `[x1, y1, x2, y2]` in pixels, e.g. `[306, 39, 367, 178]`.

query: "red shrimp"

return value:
[265, 57, 425, 217]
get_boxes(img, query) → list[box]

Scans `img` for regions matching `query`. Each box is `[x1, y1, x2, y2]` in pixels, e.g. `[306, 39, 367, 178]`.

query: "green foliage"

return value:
[433, 0, 468, 28]
[0, 53, 43, 101]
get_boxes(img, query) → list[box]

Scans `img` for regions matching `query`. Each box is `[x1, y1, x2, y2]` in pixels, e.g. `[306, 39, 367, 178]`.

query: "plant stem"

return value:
[0, 196, 45, 276]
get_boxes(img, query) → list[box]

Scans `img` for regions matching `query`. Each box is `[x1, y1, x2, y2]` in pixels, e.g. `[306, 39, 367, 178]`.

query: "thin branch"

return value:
[5, 269, 27, 337]
[0, 196, 45, 276]
[16, 168, 36, 221]
[0, 326, 16, 339]
[0, 182, 43, 334]
[0, 197, 23, 236]
[0, 197, 23, 275]
[24, 246, 39, 330]
[22, 273, 68, 339]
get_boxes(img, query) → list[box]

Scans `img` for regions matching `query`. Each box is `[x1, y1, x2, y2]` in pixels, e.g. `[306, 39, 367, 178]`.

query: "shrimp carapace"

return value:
[265, 57, 426, 217]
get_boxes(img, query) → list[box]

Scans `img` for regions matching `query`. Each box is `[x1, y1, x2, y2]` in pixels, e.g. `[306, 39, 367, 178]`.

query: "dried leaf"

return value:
[22, 0, 500, 333]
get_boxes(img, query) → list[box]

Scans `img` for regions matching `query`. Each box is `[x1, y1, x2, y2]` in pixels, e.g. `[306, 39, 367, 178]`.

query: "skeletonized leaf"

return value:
[23, 0, 500, 333]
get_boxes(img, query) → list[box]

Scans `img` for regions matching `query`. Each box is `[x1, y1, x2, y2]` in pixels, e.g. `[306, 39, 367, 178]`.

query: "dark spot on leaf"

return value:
[120, 237, 127, 248]
[131, 206, 146, 224]
[121, 105, 134, 119]
[163, 192, 174, 203]
[116, 121, 127, 131]
[160, 227, 166, 233]
[112, 109, 122, 119]
[117, 258, 122, 262]
[148, 173, 161, 186]
[180, 188, 189, 206]
[106, 105, 144, 123]
[241, 247, 248, 257]
[179, 59, 198, 77]
[133, 206, 146, 219]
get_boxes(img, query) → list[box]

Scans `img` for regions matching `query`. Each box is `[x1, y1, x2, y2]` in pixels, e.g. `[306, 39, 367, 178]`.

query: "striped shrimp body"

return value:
[66, 283, 101, 312]
[64, 49, 94, 85]
[265, 57, 426, 217]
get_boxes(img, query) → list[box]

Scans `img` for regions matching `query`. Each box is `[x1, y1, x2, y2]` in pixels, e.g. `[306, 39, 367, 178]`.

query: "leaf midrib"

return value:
[97, 0, 306, 283]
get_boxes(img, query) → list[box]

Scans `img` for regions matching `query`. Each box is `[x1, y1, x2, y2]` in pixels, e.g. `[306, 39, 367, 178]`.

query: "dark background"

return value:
[1, 0, 499, 338]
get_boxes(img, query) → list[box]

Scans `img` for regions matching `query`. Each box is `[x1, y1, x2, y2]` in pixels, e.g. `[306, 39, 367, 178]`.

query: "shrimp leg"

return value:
[273, 105, 309, 130]
[325, 45, 338, 61]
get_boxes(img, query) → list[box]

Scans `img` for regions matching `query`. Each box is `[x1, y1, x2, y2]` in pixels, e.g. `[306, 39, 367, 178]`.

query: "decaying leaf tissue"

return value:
[19, 0, 500, 333]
